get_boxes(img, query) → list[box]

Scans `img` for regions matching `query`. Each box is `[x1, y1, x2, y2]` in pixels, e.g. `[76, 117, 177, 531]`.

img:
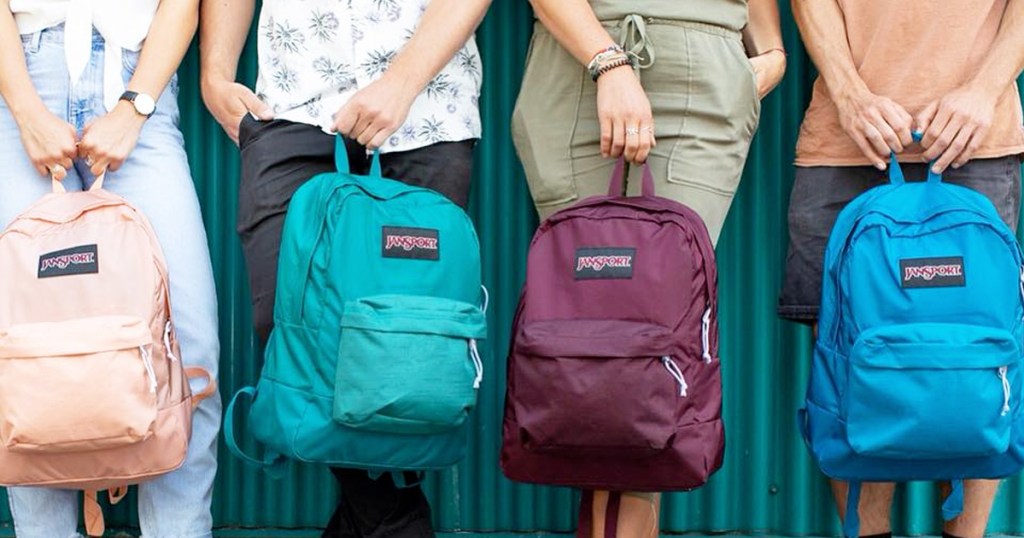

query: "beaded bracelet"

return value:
[587, 45, 626, 81]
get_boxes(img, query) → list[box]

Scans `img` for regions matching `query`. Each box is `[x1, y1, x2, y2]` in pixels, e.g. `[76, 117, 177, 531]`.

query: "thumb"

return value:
[241, 91, 274, 120]
[914, 101, 938, 140]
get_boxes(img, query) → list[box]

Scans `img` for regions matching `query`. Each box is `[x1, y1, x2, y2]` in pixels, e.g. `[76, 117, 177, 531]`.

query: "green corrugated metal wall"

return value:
[4, 1, 1024, 535]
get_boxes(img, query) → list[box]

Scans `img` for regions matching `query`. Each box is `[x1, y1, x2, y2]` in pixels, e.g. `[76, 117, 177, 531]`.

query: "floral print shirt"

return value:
[255, 0, 483, 153]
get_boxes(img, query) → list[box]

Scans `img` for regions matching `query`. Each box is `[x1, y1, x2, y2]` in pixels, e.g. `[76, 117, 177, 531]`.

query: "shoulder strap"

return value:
[843, 481, 861, 538]
[223, 387, 288, 478]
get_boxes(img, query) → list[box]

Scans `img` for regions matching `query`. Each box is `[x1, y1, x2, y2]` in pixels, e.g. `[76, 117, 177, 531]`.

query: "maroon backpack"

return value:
[501, 161, 724, 493]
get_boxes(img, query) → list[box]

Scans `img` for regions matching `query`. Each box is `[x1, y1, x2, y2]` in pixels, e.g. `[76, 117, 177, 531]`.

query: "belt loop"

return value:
[27, 30, 43, 54]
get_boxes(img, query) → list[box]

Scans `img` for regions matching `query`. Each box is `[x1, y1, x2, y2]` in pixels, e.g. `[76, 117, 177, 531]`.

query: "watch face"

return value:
[134, 94, 156, 116]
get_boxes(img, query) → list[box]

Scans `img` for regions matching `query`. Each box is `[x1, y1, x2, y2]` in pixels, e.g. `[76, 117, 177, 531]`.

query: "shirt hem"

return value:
[794, 146, 1024, 167]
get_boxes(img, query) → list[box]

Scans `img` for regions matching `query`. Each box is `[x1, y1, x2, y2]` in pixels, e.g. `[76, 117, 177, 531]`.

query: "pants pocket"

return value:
[512, 28, 584, 208]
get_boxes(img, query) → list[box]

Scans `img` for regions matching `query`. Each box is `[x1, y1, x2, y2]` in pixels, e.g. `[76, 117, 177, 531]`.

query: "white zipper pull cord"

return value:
[999, 366, 1011, 416]
[163, 321, 178, 362]
[469, 339, 484, 389]
[480, 285, 490, 314]
[1018, 266, 1024, 320]
[701, 307, 712, 363]
[662, 356, 688, 397]
[139, 345, 158, 394]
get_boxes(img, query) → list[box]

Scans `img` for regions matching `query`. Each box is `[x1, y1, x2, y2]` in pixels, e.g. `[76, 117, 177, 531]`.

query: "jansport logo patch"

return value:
[38, 245, 99, 278]
[900, 256, 966, 288]
[382, 226, 440, 261]
[575, 247, 636, 280]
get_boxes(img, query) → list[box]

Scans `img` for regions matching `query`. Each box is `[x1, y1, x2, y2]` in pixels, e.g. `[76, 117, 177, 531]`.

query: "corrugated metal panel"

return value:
[4, 1, 1024, 534]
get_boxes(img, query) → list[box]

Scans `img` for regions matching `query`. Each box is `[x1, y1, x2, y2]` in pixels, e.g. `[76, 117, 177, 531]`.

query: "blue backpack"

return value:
[800, 154, 1024, 537]
[225, 137, 488, 476]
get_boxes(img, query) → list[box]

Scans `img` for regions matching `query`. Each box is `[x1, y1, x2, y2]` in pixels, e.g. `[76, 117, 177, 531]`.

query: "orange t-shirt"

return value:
[795, 0, 1024, 166]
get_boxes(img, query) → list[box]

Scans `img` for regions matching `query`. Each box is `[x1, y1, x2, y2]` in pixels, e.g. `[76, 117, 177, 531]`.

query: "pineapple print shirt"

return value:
[256, 0, 483, 152]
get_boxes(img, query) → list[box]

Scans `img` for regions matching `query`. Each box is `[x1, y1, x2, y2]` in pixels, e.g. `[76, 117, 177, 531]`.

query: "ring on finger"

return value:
[643, 126, 655, 134]
[85, 155, 95, 167]
[625, 127, 640, 136]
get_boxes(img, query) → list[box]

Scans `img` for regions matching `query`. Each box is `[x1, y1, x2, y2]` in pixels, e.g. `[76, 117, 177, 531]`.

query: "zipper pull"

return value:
[164, 321, 178, 362]
[469, 339, 483, 389]
[140, 345, 158, 394]
[999, 366, 1011, 416]
[701, 307, 713, 363]
[662, 356, 688, 397]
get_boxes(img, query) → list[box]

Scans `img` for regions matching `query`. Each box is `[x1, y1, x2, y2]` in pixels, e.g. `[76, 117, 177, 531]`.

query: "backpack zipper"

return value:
[999, 366, 1011, 416]
[139, 345, 158, 394]
[662, 356, 688, 397]
[469, 339, 483, 389]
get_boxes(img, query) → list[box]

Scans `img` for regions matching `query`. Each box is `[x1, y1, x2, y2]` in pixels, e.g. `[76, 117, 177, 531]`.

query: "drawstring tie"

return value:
[619, 14, 655, 70]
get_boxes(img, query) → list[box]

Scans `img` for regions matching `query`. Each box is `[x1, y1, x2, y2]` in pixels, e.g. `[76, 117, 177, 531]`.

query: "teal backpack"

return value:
[225, 136, 488, 474]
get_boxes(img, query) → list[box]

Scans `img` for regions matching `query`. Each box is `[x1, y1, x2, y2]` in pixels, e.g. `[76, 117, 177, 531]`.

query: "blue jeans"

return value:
[0, 26, 221, 538]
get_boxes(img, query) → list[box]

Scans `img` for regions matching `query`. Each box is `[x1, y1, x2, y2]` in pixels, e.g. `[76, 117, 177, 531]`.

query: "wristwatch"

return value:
[119, 91, 156, 117]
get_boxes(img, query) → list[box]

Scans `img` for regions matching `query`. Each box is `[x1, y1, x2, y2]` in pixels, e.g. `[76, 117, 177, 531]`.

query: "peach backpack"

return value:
[0, 176, 215, 536]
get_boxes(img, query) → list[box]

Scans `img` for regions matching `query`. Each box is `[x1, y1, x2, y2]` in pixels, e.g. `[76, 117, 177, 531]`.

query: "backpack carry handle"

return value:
[888, 132, 942, 185]
[51, 171, 107, 193]
[334, 135, 384, 178]
[607, 159, 656, 198]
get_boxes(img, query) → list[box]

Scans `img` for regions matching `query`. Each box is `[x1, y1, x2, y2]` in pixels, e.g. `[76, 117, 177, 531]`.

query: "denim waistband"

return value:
[21, 24, 107, 53]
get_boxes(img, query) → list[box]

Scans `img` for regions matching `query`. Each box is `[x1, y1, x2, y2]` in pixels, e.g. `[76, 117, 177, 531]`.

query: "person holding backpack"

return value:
[511, 0, 784, 535]
[200, 0, 490, 536]
[0, 0, 222, 536]
[780, 1, 1024, 536]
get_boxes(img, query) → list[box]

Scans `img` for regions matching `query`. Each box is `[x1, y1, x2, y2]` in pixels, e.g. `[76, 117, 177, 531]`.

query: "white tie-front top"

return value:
[10, 0, 158, 110]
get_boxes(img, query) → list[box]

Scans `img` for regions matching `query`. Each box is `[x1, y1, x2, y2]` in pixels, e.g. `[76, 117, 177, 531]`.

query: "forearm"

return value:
[529, 0, 615, 66]
[385, 0, 491, 94]
[0, 0, 45, 125]
[968, 0, 1024, 99]
[199, 0, 254, 86]
[792, 0, 865, 100]
[743, 0, 784, 56]
[128, 0, 198, 99]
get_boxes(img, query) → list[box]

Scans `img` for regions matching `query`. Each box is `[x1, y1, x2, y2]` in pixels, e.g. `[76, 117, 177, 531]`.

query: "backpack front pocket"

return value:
[845, 323, 1020, 459]
[333, 295, 487, 434]
[512, 319, 684, 459]
[0, 316, 159, 453]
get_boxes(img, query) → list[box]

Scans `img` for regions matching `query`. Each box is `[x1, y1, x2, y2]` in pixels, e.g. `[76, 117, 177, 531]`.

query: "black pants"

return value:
[236, 117, 475, 538]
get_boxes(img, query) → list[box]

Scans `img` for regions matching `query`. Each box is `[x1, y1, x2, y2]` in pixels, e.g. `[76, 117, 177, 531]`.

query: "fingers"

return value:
[239, 90, 274, 120]
[32, 126, 77, 177]
[600, 115, 612, 157]
[920, 101, 953, 151]
[623, 125, 641, 163]
[921, 116, 962, 164]
[931, 125, 975, 173]
[879, 103, 914, 149]
[861, 123, 892, 166]
[609, 118, 626, 159]
[914, 100, 939, 139]
[952, 132, 985, 170]
[333, 102, 359, 137]
[635, 124, 655, 164]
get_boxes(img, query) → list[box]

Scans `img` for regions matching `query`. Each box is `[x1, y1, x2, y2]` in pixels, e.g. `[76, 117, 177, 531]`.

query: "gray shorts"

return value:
[777, 156, 1022, 324]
